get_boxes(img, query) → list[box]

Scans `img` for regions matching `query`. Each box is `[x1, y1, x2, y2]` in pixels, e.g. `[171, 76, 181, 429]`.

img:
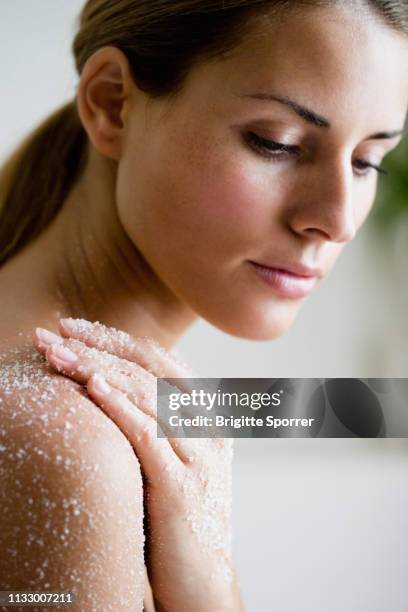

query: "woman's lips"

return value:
[248, 261, 319, 299]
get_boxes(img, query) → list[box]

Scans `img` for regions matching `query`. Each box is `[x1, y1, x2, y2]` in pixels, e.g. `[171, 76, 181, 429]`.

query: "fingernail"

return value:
[60, 318, 94, 333]
[36, 328, 64, 346]
[50, 345, 78, 363]
[92, 373, 111, 395]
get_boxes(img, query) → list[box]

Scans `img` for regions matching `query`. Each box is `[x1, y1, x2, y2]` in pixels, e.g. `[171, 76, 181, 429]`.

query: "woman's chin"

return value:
[207, 302, 302, 341]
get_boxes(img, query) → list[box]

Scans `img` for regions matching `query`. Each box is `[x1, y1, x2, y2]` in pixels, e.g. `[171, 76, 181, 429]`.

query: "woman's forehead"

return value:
[180, 4, 408, 135]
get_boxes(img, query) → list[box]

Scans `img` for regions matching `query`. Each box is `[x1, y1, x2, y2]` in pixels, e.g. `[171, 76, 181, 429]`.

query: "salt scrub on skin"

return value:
[1, 331, 234, 602]
[61, 318, 196, 377]
[169, 438, 235, 585]
[0, 343, 145, 610]
[42, 333, 159, 418]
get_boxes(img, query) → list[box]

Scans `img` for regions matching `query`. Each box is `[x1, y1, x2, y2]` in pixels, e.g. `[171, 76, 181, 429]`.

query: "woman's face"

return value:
[116, 4, 408, 340]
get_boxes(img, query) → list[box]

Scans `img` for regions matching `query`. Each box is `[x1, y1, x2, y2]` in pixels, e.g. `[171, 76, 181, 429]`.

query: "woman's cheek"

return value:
[118, 123, 277, 270]
[186, 160, 278, 259]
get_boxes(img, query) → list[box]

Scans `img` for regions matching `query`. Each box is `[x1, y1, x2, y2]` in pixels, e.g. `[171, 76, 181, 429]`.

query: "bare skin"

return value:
[1, 3, 408, 610]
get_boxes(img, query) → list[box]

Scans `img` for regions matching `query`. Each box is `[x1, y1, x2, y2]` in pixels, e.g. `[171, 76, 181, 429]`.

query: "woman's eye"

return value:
[352, 158, 389, 179]
[246, 131, 389, 180]
[245, 132, 300, 161]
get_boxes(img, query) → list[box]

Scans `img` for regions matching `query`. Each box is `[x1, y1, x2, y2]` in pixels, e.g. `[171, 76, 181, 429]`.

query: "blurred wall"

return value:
[1, 3, 407, 611]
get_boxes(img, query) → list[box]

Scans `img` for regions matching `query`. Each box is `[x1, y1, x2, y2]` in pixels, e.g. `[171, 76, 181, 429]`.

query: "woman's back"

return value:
[0, 344, 146, 610]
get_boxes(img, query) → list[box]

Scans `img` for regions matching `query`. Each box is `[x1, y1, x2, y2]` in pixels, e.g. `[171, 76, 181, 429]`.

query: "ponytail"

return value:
[0, 100, 87, 267]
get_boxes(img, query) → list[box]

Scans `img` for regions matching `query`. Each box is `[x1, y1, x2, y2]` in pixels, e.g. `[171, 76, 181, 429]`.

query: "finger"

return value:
[88, 373, 187, 473]
[58, 318, 196, 385]
[34, 328, 148, 379]
[50, 345, 158, 419]
[33, 332, 157, 415]
[32, 327, 64, 353]
[34, 323, 196, 399]
[34, 328, 152, 384]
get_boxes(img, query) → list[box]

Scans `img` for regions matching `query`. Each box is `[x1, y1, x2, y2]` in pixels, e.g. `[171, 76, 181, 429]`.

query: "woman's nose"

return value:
[287, 161, 357, 243]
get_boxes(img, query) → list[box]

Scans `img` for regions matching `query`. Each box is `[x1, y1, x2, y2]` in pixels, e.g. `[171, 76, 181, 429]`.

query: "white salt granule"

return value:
[64, 317, 94, 333]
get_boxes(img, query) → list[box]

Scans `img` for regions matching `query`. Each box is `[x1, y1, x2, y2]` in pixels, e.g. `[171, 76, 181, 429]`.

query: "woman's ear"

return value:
[76, 45, 135, 161]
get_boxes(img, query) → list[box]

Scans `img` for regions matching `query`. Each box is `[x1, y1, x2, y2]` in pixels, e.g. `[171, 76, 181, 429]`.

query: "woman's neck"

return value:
[0, 148, 197, 353]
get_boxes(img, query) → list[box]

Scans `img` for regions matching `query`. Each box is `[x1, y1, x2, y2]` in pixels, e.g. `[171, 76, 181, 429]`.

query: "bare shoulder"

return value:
[0, 345, 145, 611]
[0, 343, 140, 462]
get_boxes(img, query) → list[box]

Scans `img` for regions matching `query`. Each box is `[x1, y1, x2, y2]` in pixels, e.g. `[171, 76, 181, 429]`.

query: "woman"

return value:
[0, 0, 407, 610]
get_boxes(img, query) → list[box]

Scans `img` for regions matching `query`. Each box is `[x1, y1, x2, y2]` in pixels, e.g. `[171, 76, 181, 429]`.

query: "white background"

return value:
[0, 2, 407, 611]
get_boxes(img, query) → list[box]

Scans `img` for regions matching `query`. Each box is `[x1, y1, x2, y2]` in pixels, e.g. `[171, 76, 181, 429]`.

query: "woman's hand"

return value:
[32, 319, 243, 612]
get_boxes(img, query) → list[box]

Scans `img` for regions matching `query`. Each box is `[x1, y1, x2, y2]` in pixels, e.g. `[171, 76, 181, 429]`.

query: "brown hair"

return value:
[0, 0, 407, 267]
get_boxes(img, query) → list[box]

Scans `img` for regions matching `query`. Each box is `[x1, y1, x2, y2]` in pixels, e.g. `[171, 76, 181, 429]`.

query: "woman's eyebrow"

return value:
[238, 91, 405, 140]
